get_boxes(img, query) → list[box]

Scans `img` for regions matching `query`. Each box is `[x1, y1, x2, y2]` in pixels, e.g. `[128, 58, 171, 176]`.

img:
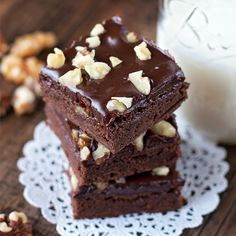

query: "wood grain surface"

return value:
[0, 1, 235, 235]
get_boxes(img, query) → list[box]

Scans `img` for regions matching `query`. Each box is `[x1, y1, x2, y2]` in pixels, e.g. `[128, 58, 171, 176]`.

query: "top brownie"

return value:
[40, 16, 188, 153]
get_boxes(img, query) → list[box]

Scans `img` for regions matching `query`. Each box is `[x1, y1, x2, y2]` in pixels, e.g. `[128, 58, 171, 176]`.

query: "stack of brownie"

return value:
[39, 16, 189, 219]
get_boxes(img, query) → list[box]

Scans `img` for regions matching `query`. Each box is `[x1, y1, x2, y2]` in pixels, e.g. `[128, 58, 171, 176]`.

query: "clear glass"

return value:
[157, 0, 236, 144]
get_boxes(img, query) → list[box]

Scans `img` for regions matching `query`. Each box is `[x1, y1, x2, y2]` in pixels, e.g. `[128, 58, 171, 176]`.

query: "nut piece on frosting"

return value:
[47, 48, 65, 69]
[106, 96, 133, 113]
[85, 36, 101, 48]
[12, 86, 36, 115]
[90, 24, 105, 36]
[109, 56, 123, 68]
[151, 120, 176, 138]
[132, 132, 146, 151]
[92, 143, 110, 162]
[84, 62, 111, 80]
[128, 70, 151, 95]
[126, 32, 138, 43]
[134, 42, 151, 60]
[90, 23, 105, 36]
[152, 166, 170, 176]
[72, 48, 95, 68]
[111, 97, 133, 109]
[59, 68, 83, 88]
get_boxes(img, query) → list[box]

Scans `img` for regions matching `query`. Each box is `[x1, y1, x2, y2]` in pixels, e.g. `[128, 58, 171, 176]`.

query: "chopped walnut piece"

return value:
[12, 86, 36, 115]
[90, 23, 105, 36]
[79, 132, 91, 140]
[128, 70, 151, 95]
[109, 56, 123, 67]
[9, 211, 28, 224]
[134, 42, 151, 60]
[72, 49, 95, 68]
[107, 96, 133, 112]
[25, 57, 44, 78]
[94, 181, 108, 190]
[71, 174, 79, 191]
[106, 99, 127, 112]
[47, 48, 65, 69]
[0, 55, 27, 84]
[132, 132, 146, 151]
[85, 36, 101, 48]
[126, 32, 138, 43]
[151, 120, 176, 138]
[24, 57, 43, 96]
[71, 129, 92, 154]
[24, 76, 41, 97]
[84, 62, 111, 80]
[0, 222, 12, 233]
[75, 105, 88, 117]
[78, 133, 91, 149]
[92, 143, 110, 162]
[69, 168, 79, 191]
[80, 146, 91, 161]
[111, 97, 133, 109]
[11, 31, 57, 57]
[152, 166, 170, 176]
[71, 129, 79, 141]
[59, 68, 83, 88]
[0, 48, 44, 87]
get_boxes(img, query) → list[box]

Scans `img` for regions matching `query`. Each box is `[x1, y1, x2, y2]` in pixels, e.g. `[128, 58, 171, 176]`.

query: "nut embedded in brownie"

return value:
[40, 16, 189, 153]
[45, 103, 181, 185]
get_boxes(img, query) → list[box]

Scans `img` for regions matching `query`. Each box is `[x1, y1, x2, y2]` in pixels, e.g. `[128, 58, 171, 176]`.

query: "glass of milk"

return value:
[157, 0, 236, 144]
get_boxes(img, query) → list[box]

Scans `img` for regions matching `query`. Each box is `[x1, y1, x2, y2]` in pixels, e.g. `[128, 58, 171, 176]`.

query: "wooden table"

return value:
[0, 1, 235, 235]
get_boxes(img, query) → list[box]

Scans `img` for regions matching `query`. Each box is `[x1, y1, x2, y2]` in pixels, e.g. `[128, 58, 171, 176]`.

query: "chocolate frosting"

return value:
[41, 16, 184, 119]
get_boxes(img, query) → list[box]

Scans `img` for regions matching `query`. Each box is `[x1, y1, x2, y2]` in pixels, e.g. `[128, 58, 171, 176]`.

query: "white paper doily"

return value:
[17, 120, 229, 236]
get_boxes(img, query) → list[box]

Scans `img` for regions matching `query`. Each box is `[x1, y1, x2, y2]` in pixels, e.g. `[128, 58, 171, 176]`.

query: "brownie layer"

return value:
[45, 104, 181, 185]
[40, 16, 188, 153]
[70, 170, 185, 219]
[41, 76, 187, 154]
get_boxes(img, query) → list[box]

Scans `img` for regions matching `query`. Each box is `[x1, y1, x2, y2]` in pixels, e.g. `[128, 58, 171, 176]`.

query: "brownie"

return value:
[69, 169, 185, 219]
[0, 212, 32, 236]
[40, 16, 188, 153]
[45, 103, 181, 185]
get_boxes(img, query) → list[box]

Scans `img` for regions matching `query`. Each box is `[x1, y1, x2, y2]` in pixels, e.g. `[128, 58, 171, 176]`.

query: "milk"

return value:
[157, 0, 236, 144]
